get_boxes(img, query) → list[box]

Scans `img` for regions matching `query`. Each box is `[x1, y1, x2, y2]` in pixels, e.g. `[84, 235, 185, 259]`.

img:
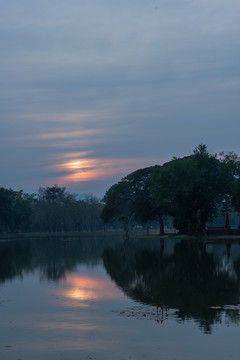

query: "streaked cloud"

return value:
[0, 0, 239, 195]
[51, 155, 158, 184]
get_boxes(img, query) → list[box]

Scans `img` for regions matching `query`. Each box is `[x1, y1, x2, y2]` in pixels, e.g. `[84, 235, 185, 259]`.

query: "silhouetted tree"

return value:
[152, 145, 228, 234]
[101, 166, 165, 237]
[84, 195, 103, 231]
[33, 185, 77, 232]
[0, 187, 33, 232]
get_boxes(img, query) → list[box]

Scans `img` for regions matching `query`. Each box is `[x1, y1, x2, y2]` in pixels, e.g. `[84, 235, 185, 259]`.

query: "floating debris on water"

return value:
[210, 304, 240, 310]
[223, 304, 240, 310]
[210, 306, 222, 309]
[113, 305, 178, 323]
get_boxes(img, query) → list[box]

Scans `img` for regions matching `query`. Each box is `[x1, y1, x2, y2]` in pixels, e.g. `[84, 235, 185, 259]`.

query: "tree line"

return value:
[101, 144, 240, 236]
[1, 144, 240, 235]
[0, 186, 103, 233]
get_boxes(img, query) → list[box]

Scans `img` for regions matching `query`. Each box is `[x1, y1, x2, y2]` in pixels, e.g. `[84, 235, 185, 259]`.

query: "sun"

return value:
[68, 161, 82, 170]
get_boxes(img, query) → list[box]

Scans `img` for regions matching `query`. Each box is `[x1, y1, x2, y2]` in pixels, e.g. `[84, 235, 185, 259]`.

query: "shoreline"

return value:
[1, 231, 240, 243]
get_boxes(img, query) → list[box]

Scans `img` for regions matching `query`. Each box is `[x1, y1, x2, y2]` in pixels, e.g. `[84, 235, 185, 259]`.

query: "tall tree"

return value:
[101, 180, 135, 237]
[219, 151, 240, 219]
[124, 166, 167, 234]
[152, 144, 226, 234]
[101, 166, 167, 236]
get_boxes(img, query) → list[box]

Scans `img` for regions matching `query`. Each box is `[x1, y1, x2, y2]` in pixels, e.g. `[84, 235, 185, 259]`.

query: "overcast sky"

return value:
[1, 0, 240, 197]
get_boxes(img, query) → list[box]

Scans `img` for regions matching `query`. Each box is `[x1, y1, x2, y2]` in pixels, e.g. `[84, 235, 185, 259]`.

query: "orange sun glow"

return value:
[51, 155, 153, 184]
[56, 273, 123, 306]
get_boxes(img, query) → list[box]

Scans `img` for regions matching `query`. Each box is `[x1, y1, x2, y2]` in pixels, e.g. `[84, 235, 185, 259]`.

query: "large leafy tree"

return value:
[232, 179, 240, 215]
[125, 166, 168, 234]
[219, 152, 240, 217]
[101, 144, 240, 237]
[101, 180, 135, 237]
[152, 145, 227, 234]
[101, 166, 163, 236]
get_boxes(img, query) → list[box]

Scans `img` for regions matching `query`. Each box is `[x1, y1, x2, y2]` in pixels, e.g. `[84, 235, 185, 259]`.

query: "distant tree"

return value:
[0, 188, 33, 232]
[32, 186, 103, 232]
[33, 185, 77, 232]
[70, 199, 87, 232]
[83, 195, 103, 232]
[12, 191, 35, 232]
[0, 187, 12, 230]
[67, 195, 103, 232]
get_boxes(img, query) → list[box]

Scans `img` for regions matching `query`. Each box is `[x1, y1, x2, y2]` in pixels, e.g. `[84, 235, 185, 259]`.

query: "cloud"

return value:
[0, 0, 240, 195]
[49, 154, 162, 185]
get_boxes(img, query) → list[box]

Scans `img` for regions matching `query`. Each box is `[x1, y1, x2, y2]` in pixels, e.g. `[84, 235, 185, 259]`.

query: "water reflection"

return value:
[1, 236, 240, 334]
[103, 239, 240, 333]
[57, 272, 124, 306]
[0, 235, 109, 283]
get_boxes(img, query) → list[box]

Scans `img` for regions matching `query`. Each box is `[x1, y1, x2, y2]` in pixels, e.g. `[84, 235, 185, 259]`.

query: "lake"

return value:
[0, 234, 240, 359]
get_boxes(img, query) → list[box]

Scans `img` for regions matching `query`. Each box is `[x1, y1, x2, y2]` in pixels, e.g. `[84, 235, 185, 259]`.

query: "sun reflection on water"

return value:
[56, 273, 124, 307]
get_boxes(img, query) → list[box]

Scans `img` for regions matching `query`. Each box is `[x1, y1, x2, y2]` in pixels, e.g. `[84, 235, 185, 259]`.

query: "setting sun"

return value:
[68, 161, 83, 170]
[50, 154, 156, 186]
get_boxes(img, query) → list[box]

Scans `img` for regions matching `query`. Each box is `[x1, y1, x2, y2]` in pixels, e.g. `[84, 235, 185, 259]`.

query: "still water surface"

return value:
[0, 235, 240, 359]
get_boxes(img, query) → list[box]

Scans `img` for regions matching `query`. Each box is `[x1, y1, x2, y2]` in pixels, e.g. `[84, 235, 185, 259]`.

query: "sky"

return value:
[1, 0, 240, 197]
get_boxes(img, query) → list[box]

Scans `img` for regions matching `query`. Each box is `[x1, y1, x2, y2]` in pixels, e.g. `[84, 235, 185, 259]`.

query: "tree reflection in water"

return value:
[103, 238, 240, 334]
[0, 235, 107, 283]
[1, 236, 240, 334]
